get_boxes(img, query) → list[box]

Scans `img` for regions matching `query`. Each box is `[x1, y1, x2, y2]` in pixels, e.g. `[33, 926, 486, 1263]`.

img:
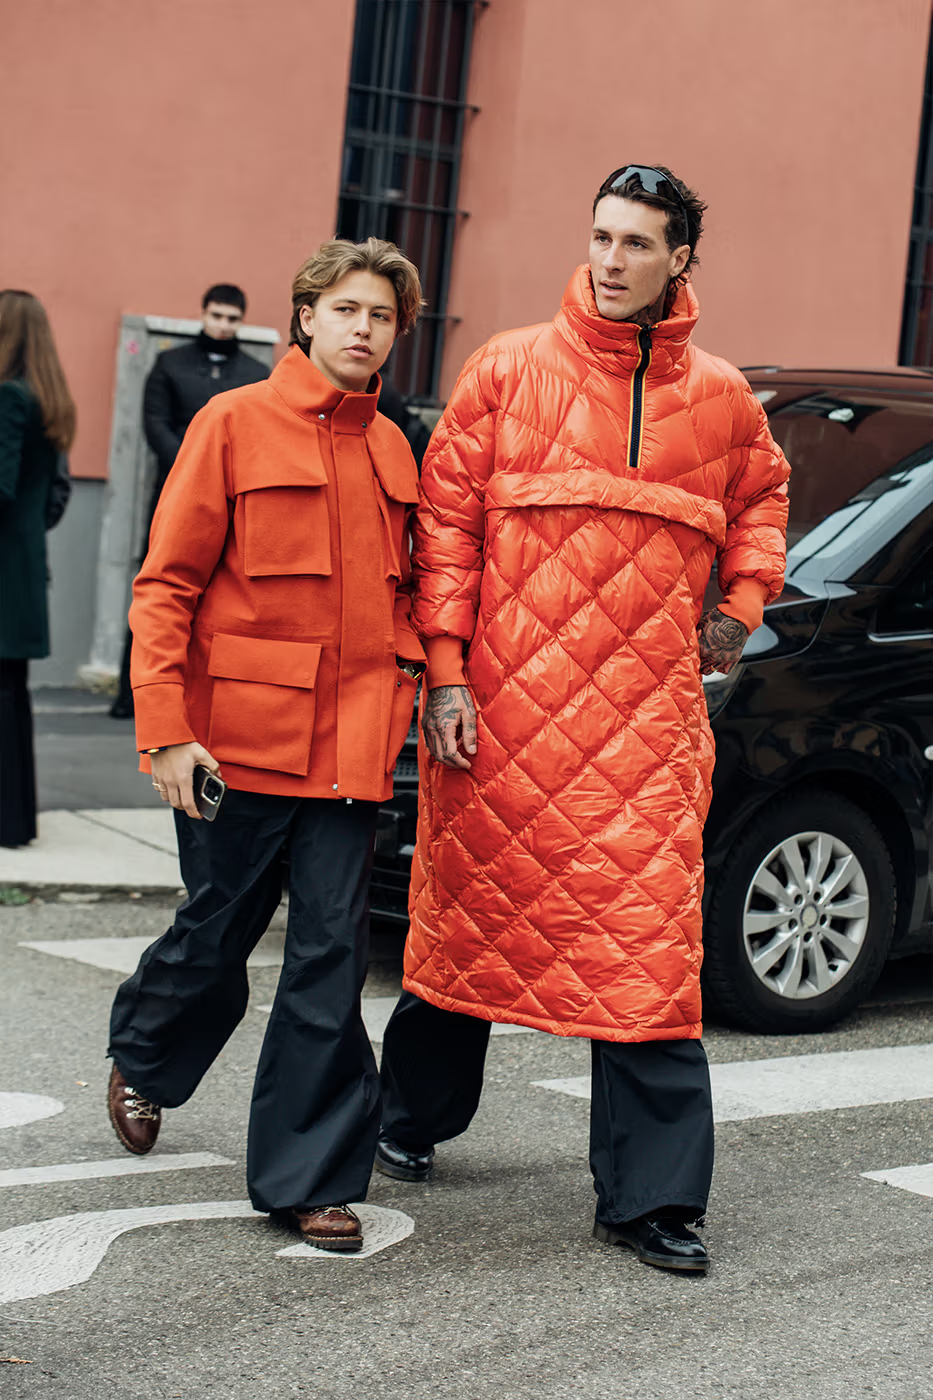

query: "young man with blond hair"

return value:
[107, 239, 426, 1252]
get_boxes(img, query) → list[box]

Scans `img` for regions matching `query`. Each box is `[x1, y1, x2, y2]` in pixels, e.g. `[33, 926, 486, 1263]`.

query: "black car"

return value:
[372, 367, 933, 1033]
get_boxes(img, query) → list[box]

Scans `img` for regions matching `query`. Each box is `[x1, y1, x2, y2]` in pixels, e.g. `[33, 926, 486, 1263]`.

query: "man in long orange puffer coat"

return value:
[376, 166, 790, 1274]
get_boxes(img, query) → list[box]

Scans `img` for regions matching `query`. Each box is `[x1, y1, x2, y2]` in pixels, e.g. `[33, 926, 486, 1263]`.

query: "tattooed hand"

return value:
[697, 608, 749, 676]
[423, 685, 478, 770]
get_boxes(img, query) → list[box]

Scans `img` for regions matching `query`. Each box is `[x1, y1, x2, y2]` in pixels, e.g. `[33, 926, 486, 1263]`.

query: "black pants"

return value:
[112, 484, 162, 717]
[0, 658, 37, 848]
[109, 791, 381, 1214]
[380, 991, 714, 1224]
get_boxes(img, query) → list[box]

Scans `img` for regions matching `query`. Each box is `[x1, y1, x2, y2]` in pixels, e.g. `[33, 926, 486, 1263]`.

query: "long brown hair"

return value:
[0, 290, 76, 451]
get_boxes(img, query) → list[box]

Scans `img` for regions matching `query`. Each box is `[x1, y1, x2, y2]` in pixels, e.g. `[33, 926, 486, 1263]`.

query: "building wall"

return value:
[1, 0, 355, 482]
[34, 482, 105, 688]
[442, 0, 932, 393]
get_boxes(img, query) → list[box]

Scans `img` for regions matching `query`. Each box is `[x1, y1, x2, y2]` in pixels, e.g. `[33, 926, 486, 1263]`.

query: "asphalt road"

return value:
[1, 894, 931, 1400]
[31, 690, 159, 812]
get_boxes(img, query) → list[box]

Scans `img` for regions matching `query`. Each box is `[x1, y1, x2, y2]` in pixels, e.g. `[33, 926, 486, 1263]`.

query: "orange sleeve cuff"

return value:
[132, 682, 197, 753]
[718, 577, 770, 635]
[424, 634, 467, 688]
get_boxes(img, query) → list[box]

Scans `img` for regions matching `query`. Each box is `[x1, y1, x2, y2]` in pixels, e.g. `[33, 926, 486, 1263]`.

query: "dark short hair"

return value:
[201, 284, 247, 313]
[593, 165, 706, 280]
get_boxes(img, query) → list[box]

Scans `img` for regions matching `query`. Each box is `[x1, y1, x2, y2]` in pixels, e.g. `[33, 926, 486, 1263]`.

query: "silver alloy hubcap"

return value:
[742, 829, 869, 1000]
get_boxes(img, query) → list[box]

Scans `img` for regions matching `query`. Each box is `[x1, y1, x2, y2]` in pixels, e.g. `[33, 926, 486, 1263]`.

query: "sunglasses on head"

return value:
[604, 165, 691, 246]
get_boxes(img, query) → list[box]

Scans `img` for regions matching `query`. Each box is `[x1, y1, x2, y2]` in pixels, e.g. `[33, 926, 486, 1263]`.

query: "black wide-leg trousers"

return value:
[0, 658, 37, 848]
[109, 791, 381, 1214]
[380, 991, 714, 1224]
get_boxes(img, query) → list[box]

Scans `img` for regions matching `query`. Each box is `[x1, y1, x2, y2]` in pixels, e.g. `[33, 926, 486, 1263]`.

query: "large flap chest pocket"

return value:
[207, 633, 323, 776]
[242, 485, 331, 577]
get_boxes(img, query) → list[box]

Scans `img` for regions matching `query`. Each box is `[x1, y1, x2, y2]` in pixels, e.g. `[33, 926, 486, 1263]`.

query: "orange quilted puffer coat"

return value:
[403, 268, 790, 1042]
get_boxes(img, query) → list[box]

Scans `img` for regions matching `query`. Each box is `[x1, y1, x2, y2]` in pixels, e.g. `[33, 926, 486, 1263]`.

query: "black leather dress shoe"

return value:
[374, 1134, 435, 1182]
[594, 1213, 709, 1273]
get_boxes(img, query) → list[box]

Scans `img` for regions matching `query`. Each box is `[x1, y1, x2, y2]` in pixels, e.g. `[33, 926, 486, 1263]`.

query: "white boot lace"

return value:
[123, 1086, 160, 1121]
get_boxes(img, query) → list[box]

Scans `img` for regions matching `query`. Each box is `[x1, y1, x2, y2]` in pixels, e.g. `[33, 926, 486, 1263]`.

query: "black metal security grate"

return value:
[337, 0, 481, 401]
[901, 29, 933, 365]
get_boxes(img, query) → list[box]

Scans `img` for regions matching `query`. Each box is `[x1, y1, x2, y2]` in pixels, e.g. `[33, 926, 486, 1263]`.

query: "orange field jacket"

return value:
[129, 346, 425, 801]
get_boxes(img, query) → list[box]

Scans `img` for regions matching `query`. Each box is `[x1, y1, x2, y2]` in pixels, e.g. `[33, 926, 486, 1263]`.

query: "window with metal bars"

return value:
[337, 0, 480, 401]
[900, 28, 933, 365]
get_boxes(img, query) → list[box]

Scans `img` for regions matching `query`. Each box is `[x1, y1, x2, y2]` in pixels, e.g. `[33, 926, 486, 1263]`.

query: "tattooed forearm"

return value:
[423, 685, 478, 770]
[698, 608, 749, 675]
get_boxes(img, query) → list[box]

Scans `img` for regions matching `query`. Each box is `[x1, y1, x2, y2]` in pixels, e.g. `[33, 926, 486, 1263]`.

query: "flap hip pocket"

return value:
[207, 634, 323, 776]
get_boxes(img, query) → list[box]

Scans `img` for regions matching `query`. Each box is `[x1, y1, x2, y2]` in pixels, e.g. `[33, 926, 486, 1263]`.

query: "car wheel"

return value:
[702, 789, 896, 1033]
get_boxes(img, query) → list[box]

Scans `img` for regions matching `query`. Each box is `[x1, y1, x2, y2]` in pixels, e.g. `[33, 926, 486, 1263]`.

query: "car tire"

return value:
[702, 788, 896, 1033]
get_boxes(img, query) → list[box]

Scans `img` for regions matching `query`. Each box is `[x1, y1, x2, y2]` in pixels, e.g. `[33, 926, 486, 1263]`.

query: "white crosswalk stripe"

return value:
[533, 1043, 933, 1121]
[861, 1163, 933, 1198]
[0, 1153, 233, 1190]
[19, 936, 281, 974]
[17, 936, 539, 1043]
[254, 995, 537, 1043]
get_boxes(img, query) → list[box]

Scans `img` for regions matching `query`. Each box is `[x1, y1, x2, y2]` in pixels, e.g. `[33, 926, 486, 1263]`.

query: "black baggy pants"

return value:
[0, 658, 37, 848]
[109, 791, 381, 1214]
[380, 991, 714, 1224]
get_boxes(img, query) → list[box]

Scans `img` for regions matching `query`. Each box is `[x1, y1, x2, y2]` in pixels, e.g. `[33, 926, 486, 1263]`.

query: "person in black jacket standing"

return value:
[110, 284, 268, 718]
[0, 290, 77, 845]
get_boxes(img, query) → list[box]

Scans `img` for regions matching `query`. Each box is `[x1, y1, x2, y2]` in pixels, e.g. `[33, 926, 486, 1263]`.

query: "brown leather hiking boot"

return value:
[107, 1062, 162, 1155]
[292, 1205, 363, 1252]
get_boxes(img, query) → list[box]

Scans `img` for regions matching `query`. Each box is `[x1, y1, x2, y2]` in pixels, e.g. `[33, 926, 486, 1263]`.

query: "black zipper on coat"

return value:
[627, 327, 652, 471]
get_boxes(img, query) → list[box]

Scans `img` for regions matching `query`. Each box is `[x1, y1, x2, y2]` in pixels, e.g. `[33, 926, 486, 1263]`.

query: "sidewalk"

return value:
[0, 807, 182, 892]
[1, 689, 182, 892]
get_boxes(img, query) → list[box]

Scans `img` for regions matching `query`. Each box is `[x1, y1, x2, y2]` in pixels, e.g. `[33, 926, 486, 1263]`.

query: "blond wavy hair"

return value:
[289, 238, 424, 349]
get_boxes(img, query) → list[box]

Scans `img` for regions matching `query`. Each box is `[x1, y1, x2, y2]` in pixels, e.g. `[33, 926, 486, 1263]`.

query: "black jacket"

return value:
[0, 380, 58, 658]
[143, 336, 269, 484]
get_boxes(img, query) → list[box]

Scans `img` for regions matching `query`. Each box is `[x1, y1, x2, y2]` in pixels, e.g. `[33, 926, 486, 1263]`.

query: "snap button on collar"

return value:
[318, 413, 326, 420]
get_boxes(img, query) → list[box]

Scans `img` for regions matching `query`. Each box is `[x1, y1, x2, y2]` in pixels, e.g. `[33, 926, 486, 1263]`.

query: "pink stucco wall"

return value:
[5, 0, 931, 459]
[1, 1, 355, 478]
[442, 0, 932, 394]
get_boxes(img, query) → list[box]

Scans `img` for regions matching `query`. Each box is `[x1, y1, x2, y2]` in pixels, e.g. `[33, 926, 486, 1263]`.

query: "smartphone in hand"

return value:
[195, 765, 226, 821]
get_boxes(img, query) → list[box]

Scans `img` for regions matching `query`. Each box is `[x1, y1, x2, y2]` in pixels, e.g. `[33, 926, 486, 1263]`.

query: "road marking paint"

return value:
[0, 1093, 64, 1131]
[17, 941, 539, 1041]
[276, 1204, 414, 1261]
[0, 1199, 414, 1302]
[0, 1200, 261, 1304]
[533, 1043, 933, 1121]
[861, 1163, 933, 1198]
[0, 1152, 233, 1189]
[533, 1076, 590, 1099]
[254, 996, 538, 1043]
[19, 937, 281, 976]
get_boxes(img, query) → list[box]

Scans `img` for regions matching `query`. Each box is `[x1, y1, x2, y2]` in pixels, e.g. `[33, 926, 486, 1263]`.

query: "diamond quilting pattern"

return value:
[404, 268, 790, 1042]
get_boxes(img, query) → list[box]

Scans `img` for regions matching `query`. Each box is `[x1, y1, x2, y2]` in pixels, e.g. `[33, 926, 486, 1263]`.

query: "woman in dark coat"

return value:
[0, 289, 76, 846]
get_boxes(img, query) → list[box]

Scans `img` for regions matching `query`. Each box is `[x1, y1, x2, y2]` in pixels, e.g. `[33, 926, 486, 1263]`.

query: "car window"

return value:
[760, 392, 933, 550]
[874, 547, 933, 635]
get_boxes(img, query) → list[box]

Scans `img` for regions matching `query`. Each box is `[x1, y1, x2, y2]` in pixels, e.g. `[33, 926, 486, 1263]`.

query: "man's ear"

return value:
[298, 304, 315, 339]
[670, 245, 691, 279]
